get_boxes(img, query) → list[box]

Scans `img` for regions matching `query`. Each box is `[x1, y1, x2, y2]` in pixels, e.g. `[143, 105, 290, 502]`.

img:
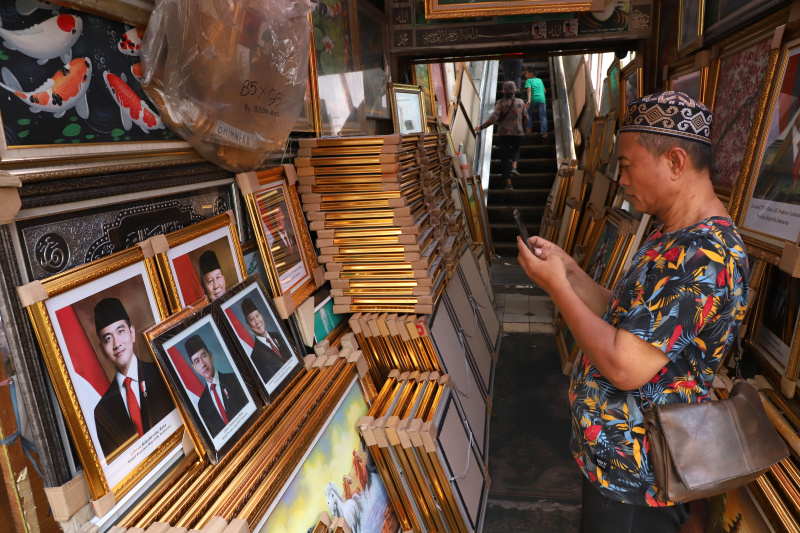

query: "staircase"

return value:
[487, 60, 558, 258]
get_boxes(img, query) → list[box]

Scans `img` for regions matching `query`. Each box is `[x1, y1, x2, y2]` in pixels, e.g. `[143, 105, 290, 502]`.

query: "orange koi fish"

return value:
[102, 71, 164, 133]
[0, 57, 91, 118]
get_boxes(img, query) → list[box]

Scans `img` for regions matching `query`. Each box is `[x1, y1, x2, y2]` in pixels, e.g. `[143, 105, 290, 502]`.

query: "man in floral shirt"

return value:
[517, 91, 749, 532]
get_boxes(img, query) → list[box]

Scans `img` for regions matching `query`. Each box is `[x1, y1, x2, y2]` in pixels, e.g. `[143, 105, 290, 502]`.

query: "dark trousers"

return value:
[501, 58, 523, 91]
[580, 476, 691, 533]
[497, 136, 523, 181]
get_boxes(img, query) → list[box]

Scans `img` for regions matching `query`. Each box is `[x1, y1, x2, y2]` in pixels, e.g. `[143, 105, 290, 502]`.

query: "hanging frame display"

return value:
[620, 56, 643, 114]
[241, 167, 319, 308]
[154, 213, 247, 313]
[355, 0, 390, 120]
[22, 246, 182, 501]
[678, 0, 704, 56]
[389, 83, 427, 135]
[736, 35, 800, 253]
[705, 17, 778, 206]
[312, 0, 364, 135]
[458, 67, 482, 130]
[667, 60, 708, 102]
[748, 264, 800, 393]
[413, 64, 436, 123]
[0, 4, 189, 171]
[423, 0, 591, 20]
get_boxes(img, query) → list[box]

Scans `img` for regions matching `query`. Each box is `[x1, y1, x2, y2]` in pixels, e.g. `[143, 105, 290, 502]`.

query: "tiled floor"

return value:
[490, 257, 556, 333]
[494, 291, 555, 333]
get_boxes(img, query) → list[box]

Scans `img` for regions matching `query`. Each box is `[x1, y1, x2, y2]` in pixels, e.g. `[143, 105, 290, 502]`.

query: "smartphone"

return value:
[512, 209, 531, 247]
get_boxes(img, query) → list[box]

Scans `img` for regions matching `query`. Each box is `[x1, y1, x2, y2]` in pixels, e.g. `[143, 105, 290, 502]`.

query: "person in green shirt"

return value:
[525, 67, 548, 137]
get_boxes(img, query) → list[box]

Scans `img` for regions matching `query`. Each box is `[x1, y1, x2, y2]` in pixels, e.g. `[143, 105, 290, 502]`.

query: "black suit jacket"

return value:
[250, 335, 292, 384]
[197, 371, 249, 438]
[94, 358, 176, 460]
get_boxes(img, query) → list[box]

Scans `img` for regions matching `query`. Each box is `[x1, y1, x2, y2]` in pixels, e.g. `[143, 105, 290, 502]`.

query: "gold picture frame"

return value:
[23, 246, 183, 501]
[620, 56, 643, 115]
[734, 35, 800, 253]
[154, 213, 248, 314]
[667, 60, 709, 103]
[705, 17, 781, 208]
[423, 0, 591, 20]
[748, 263, 800, 393]
[678, 0, 705, 57]
[389, 83, 427, 134]
[241, 167, 319, 308]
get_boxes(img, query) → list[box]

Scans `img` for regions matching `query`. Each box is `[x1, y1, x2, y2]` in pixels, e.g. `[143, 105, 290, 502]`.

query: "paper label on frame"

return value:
[757, 325, 791, 369]
[743, 198, 800, 242]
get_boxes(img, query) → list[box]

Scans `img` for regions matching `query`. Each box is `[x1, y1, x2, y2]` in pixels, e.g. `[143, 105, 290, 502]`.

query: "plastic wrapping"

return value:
[141, 0, 314, 172]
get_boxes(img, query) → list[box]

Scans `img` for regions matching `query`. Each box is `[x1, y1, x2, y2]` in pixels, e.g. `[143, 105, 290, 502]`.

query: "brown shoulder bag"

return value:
[641, 332, 789, 503]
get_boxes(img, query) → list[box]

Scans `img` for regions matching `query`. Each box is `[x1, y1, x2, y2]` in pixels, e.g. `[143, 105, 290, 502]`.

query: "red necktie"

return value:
[124, 377, 144, 437]
[211, 384, 229, 424]
[266, 337, 283, 359]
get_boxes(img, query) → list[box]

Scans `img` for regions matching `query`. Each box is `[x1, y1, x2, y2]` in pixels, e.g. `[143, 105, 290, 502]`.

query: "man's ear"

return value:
[667, 146, 688, 179]
[129, 325, 136, 339]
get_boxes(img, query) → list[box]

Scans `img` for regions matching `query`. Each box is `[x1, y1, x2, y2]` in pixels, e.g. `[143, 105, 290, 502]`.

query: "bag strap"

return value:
[496, 99, 512, 125]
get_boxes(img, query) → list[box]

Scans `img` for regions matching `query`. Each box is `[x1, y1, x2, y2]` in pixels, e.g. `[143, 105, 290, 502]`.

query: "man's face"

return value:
[98, 320, 136, 374]
[618, 133, 668, 215]
[271, 207, 286, 233]
[246, 309, 267, 337]
[190, 348, 215, 382]
[202, 269, 226, 300]
[534, 27, 540, 36]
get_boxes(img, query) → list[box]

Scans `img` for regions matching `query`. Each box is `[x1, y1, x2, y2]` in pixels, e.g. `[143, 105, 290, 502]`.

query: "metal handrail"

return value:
[551, 55, 577, 167]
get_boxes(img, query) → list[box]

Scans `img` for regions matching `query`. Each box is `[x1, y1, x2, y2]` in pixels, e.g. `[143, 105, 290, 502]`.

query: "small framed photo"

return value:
[314, 293, 347, 343]
[241, 167, 319, 307]
[156, 213, 247, 313]
[389, 83, 426, 134]
[532, 22, 548, 39]
[563, 18, 578, 37]
[24, 247, 182, 501]
[215, 276, 303, 402]
[749, 263, 800, 386]
[146, 302, 263, 463]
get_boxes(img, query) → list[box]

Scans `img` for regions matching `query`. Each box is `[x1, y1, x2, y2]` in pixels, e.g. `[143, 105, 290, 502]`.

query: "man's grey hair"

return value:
[633, 131, 712, 173]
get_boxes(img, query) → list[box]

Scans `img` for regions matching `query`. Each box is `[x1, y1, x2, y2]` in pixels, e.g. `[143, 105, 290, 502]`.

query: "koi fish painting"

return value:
[0, 13, 81, 64]
[103, 71, 164, 133]
[0, 57, 91, 118]
[117, 26, 143, 56]
[0, 0, 181, 163]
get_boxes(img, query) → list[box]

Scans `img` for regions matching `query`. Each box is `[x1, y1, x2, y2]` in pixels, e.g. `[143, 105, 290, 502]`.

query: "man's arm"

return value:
[527, 86, 532, 102]
[517, 238, 668, 390]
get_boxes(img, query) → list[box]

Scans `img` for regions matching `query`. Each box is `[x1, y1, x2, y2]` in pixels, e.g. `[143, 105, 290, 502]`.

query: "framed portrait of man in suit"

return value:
[239, 167, 319, 308]
[146, 302, 262, 463]
[23, 246, 184, 501]
[156, 212, 248, 313]
[216, 276, 303, 402]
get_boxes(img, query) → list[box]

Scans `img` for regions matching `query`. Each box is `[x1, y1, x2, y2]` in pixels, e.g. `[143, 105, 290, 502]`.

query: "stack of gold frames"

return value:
[296, 134, 464, 314]
[358, 370, 489, 533]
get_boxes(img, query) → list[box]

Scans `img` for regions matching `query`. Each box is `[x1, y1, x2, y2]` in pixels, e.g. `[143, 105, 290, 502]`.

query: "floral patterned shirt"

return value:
[486, 97, 528, 136]
[569, 217, 749, 506]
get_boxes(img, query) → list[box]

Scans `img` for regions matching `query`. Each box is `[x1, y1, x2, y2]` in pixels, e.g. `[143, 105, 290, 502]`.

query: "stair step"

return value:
[487, 207, 545, 224]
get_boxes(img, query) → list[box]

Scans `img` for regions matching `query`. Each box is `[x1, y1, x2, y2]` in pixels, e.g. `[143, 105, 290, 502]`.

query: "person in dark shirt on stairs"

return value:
[476, 81, 528, 190]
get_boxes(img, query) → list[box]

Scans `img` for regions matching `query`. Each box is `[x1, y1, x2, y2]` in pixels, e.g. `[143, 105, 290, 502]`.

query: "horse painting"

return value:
[324, 481, 364, 533]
